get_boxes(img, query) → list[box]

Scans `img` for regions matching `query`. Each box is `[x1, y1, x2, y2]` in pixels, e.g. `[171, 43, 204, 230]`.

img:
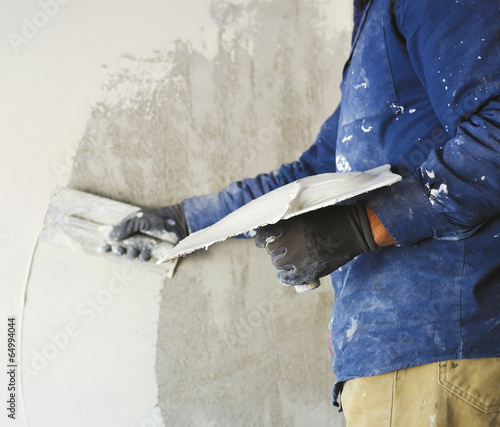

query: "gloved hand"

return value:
[103, 204, 189, 261]
[255, 202, 377, 287]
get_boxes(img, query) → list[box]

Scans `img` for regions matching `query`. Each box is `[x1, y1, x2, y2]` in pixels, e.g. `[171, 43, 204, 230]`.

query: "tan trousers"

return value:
[342, 358, 500, 427]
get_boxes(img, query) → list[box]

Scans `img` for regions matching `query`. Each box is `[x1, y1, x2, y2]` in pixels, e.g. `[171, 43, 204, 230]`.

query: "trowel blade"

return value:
[157, 165, 401, 264]
[41, 187, 179, 278]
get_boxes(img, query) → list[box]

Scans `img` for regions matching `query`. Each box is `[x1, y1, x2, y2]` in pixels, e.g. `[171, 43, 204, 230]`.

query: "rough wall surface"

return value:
[69, 0, 350, 425]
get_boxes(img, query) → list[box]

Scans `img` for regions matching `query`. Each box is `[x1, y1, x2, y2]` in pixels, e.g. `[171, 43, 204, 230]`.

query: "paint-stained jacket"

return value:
[182, 0, 500, 404]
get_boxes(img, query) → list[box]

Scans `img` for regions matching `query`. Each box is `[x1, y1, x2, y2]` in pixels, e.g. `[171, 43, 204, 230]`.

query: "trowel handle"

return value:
[64, 214, 177, 261]
[294, 279, 321, 294]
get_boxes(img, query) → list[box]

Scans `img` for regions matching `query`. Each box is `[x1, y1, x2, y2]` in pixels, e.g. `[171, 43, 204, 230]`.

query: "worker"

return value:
[107, 0, 500, 424]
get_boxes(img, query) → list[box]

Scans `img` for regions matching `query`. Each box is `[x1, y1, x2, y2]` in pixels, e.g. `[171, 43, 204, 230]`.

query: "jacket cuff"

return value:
[365, 172, 451, 246]
[182, 193, 228, 234]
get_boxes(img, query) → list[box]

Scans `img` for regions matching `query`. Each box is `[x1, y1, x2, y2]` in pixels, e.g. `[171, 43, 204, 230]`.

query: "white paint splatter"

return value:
[409, 108, 416, 114]
[361, 124, 373, 133]
[390, 103, 404, 114]
[336, 155, 351, 172]
[430, 184, 448, 202]
[481, 176, 485, 181]
[346, 318, 358, 340]
[426, 170, 435, 179]
[353, 82, 368, 89]
[353, 67, 369, 90]
[341, 135, 353, 143]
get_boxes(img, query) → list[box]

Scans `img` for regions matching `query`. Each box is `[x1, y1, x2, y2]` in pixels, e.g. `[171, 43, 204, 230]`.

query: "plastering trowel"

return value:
[157, 164, 401, 293]
[41, 187, 179, 277]
[45, 165, 400, 288]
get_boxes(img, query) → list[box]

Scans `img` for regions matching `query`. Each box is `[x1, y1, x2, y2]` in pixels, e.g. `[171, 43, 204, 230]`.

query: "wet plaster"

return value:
[69, 0, 350, 425]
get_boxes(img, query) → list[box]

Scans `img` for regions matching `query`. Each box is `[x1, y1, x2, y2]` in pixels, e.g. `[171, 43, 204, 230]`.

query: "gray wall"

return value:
[70, 0, 351, 425]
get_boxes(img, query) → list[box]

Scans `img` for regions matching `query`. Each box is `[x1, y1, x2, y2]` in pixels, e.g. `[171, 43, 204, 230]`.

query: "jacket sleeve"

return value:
[366, 0, 500, 245]
[183, 106, 340, 233]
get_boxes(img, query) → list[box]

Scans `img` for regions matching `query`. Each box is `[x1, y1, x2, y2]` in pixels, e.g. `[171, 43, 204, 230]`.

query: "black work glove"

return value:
[255, 202, 377, 287]
[104, 204, 189, 261]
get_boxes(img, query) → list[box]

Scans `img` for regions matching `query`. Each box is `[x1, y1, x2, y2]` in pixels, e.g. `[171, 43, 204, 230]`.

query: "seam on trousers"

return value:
[390, 370, 396, 426]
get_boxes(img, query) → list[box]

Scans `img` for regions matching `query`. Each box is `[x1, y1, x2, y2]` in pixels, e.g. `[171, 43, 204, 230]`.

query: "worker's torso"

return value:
[330, 0, 500, 401]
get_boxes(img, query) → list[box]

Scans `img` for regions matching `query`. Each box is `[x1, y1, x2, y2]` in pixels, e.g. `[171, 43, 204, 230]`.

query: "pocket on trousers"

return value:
[438, 359, 500, 413]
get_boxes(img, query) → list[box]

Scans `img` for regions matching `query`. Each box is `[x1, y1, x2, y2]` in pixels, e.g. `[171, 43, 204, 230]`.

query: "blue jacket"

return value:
[182, 0, 500, 405]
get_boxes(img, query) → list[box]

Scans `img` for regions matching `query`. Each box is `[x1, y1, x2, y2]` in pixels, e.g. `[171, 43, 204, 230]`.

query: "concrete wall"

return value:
[69, 1, 351, 425]
[5, 0, 352, 425]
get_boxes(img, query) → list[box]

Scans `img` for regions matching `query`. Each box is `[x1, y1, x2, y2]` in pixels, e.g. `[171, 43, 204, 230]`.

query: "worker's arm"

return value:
[105, 108, 341, 258]
[366, 0, 500, 246]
